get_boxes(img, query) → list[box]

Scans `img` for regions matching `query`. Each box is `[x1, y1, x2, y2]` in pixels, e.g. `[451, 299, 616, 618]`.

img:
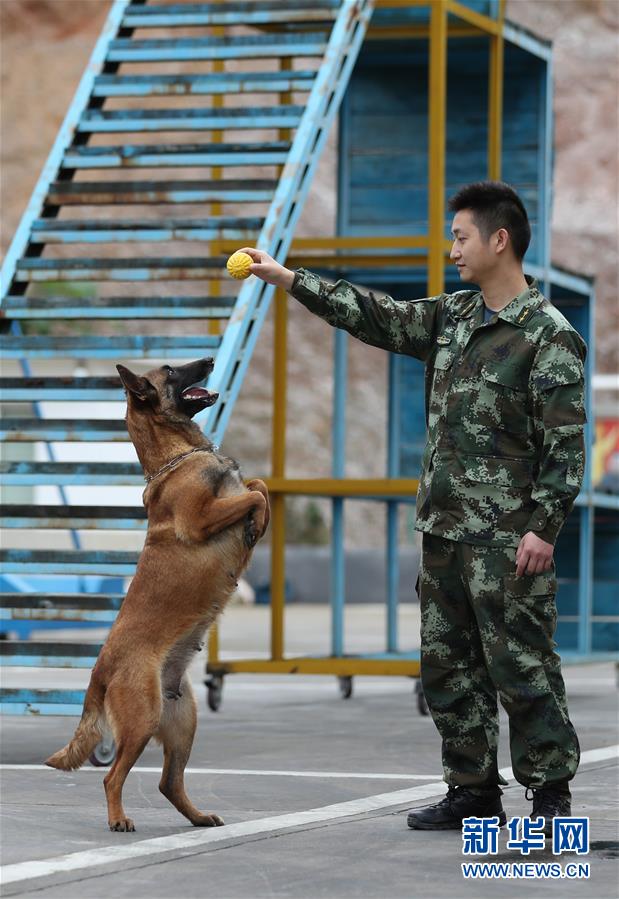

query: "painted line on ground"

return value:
[0, 764, 439, 780]
[2, 744, 617, 887]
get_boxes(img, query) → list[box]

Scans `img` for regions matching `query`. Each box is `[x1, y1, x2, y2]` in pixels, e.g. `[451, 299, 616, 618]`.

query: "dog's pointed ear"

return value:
[116, 364, 157, 404]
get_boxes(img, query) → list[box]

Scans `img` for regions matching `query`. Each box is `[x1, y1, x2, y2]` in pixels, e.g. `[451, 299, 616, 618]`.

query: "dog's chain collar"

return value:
[144, 445, 217, 484]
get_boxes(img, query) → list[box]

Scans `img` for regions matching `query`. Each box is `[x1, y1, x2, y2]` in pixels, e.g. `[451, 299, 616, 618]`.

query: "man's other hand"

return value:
[515, 531, 554, 576]
[236, 248, 295, 291]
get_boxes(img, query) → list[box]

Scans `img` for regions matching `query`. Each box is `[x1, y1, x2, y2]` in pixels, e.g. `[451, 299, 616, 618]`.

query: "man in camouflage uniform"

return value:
[240, 181, 585, 832]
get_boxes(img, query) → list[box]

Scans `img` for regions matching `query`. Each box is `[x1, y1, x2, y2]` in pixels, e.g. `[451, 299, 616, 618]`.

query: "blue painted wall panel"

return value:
[341, 41, 546, 267]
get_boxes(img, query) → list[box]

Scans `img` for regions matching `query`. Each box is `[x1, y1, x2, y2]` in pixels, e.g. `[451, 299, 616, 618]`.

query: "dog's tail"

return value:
[45, 682, 105, 771]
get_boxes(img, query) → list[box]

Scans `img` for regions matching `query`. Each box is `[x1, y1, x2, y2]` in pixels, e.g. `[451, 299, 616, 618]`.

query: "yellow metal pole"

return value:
[270, 287, 288, 661]
[279, 57, 292, 180]
[207, 25, 226, 662]
[208, 25, 225, 338]
[428, 0, 448, 295]
[207, 620, 219, 665]
[488, 0, 505, 180]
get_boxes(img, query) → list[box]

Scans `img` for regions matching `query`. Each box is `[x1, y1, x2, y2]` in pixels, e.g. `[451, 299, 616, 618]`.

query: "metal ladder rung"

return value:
[0, 593, 124, 611]
[78, 106, 304, 133]
[1, 504, 146, 529]
[4, 295, 236, 319]
[63, 142, 290, 168]
[122, 1, 338, 29]
[0, 644, 104, 668]
[0, 377, 124, 402]
[2, 608, 118, 622]
[30, 215, 264, 239]
[92, 71, 315, 97]
[0, 420, 129, 442]
[0, 689, 88, 713]
[47, 179, 276, 205]
[0, 334, 220, 360]
[106, 34, 328, 63]
[15, 257, 231, 283]
[0, 463, 144, 486]
[0, 550, 140, 575]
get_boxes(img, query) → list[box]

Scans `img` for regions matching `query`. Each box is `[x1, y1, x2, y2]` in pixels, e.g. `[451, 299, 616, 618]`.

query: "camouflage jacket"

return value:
[291, 269, 587, 548]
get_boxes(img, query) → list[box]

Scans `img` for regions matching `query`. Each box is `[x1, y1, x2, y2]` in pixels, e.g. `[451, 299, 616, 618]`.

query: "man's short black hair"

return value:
[448, 181, 531, 261]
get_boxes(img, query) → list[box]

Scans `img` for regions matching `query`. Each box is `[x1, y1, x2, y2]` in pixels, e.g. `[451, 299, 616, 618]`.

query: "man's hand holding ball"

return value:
[232, 248, 295, 292]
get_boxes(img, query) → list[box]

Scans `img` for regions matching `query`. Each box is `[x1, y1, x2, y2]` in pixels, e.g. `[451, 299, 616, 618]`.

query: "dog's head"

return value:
[116, 358, 218, 420]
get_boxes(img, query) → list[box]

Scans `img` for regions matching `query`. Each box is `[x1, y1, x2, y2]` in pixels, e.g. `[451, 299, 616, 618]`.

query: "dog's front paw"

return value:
[244, 516, 258, 548]
[192, 813, 225, 827]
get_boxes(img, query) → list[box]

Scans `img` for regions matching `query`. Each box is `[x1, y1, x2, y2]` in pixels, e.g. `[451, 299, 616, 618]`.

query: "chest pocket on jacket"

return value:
[481, 364, 529, 433]
[430, 348, 455, 401]
[427, 348, 456, 429]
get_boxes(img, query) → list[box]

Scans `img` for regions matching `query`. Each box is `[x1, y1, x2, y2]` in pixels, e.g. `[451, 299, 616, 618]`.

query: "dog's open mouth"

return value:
[182, 384, 218, 407]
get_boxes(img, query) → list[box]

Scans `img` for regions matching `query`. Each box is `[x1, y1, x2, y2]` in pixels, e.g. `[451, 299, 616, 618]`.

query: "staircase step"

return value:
[78, 106, 304, 133]
[1, 592, 122, 623]
[4, 295, 235, 319]
[0, 462, 143, 486]
[0, 419, 128, 441]
[64, 141, 290, 168]
[0, 593, 123, 612]
[47, 179, 276, 205]
[122, 1, 338, 28]
[31, 215, 264, 239]
[106, 33, 328, 63]
[92, 71, 315, 98]
[0, 377, 124, 402]
[0, 549, 139, 575]
[14, 257, 231, 283]
[0, 689, 88, 712]
[1, 504, 145, 529]
[0, 643, 103, 668]
[0, 335, 219, 359]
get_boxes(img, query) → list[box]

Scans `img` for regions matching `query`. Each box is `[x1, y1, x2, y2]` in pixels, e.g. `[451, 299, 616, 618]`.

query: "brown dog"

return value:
[45, 357, 270, 832]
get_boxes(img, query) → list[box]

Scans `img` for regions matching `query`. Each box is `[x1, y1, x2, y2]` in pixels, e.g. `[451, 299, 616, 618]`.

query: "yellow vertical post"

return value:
[207, 614, 219, 663]
[207, 26, 225, 663]
[278, 57, 292, 179]
[270, 287, 288, 660]
[208, 25, 225, 338]
[428, 0, 448, 295]
[488, 0, 505, 180]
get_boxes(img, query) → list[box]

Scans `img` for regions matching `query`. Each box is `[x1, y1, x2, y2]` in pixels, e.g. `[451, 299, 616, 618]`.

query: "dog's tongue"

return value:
[182, 386, 212, 401]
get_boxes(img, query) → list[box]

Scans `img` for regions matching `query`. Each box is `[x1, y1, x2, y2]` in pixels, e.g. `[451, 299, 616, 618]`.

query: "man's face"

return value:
[449, 209, 495, 283]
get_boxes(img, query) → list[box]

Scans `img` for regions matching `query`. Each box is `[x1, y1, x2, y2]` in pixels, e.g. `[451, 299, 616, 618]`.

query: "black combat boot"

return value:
[407, 786, 507, 830]
[527, 786, 572, 836]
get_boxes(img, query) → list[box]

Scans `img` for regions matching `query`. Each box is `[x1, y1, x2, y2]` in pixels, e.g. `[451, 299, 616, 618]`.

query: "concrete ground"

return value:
[1, 605, 618, 899]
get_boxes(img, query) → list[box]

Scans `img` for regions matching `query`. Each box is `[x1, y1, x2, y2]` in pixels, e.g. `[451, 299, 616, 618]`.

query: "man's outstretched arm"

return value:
[238, 247, 444, 362]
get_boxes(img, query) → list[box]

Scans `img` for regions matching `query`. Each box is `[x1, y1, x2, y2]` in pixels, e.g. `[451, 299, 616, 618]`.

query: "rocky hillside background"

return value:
[1, 0, 617, 547]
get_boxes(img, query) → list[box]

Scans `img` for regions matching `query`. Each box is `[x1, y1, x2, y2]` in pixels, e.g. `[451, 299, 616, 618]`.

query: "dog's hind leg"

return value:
[155, 677, 224, 827]
[103, 674, 162, 832]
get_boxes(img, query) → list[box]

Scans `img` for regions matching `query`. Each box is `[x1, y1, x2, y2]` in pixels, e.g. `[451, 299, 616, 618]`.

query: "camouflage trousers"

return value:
[419, 532, 580, 790]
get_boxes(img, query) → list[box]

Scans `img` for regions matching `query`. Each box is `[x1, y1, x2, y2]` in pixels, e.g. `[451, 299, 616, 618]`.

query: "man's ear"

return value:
[116, 364, 157, 404]
[494, 227, 510, 255]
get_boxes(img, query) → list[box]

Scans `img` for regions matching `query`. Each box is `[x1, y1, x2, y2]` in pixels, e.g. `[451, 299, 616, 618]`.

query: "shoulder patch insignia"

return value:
[437, 335, 452, 345]
[517, 306, 535, 325]
[461, 301, 478, 318]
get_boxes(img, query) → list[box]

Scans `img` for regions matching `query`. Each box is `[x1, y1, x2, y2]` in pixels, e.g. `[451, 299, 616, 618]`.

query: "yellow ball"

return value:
[226, 251, 253, 280]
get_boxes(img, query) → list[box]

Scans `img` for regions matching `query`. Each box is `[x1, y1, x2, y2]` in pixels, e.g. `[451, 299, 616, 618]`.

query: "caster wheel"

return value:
[415, 680, 429, 716]
[206, 675, 223, 712]
[338, 676, 353, 699]
[89, 735, 116, 767]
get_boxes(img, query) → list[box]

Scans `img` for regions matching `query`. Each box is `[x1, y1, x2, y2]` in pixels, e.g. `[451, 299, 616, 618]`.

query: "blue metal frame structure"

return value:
[329, 13, 617, 664]
[0, 0, 374, 715]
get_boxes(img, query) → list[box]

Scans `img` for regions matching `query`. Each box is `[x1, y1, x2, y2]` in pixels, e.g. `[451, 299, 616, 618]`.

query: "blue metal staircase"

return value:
[0, 0, 373, 714]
